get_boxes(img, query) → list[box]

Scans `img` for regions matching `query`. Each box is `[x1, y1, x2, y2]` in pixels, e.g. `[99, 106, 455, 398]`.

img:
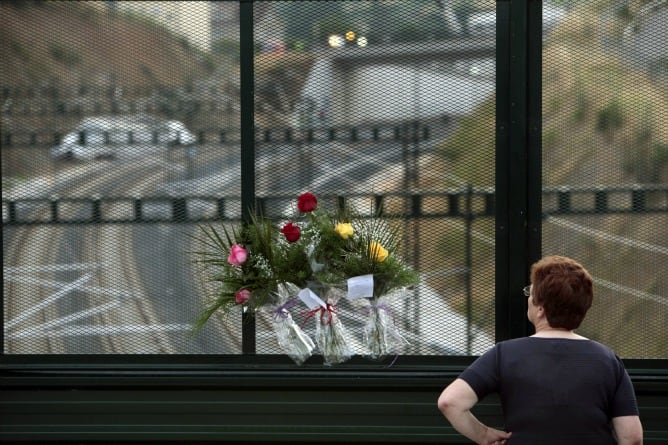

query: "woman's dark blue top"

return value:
[459, 337, 639, 444]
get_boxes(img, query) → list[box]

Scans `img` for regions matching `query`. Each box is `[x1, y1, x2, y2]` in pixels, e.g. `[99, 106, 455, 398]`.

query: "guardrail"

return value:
[2, 85, 180, 99]
[1, 122, 433, 147]
[3, 185, 667, 226]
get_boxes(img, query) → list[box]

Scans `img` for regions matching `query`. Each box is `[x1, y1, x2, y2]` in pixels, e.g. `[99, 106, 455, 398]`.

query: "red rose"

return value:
[280, 222, 301, 242]
[297, 192, 318, 213]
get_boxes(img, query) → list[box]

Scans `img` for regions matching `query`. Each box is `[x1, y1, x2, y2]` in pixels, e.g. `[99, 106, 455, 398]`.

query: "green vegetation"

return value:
[431, 0, 668, 357]
[1, 2, 210, 89]
[1, 0, 665, 357]
[596, 98, 624, 132]
[48, 43, 82, 67]
[436, 99, 495, 187]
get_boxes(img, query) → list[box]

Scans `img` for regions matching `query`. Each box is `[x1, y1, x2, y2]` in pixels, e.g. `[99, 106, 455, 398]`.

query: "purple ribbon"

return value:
[361, 303, 401, 368]
[272, 298, 299, 321]
[361, 303, 394, 315]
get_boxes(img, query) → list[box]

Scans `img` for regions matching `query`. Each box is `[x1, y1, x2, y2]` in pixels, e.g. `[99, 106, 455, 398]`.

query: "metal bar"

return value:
[133, 198, 142, 222]
[465, 185, 473, 355]
[447, 193, 460, 216]
[557, 190, 570, 213]
[495, 0, 540, 342]
[632, 188, 646, 212]
[374, 195, 384, 216]
[337, 196, 346, 212]
[495, 0, 511, 343]
[91, 197, 101, 223]
[239, 0, 256, 355]
[217, 198, 226, 220]
[411, 194, 421, 218]
[172, 198, 187, 222]
[50, 198, 59, 223]
[525, 0, 543, 336]
[595, 190, 608, 213]
[7, 201, 17, 223]
[240, 0, 256, 224]
[506, 0, 530, 341]
[485, 192, 495, 216]
[3, 187, 667, 226]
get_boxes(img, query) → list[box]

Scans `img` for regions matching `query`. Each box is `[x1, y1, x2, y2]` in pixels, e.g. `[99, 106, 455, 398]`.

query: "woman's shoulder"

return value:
[497, 336, 619, 357]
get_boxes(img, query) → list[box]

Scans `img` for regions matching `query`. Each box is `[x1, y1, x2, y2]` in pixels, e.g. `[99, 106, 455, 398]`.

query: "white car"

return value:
[51, 115, 196, 161]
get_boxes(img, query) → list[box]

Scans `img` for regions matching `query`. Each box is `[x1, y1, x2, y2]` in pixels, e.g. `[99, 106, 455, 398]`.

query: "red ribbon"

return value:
[301, 303, 337, 327]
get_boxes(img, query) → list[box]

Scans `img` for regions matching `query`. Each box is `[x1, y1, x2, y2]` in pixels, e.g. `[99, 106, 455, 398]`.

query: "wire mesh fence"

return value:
[2, 1, 666, 359]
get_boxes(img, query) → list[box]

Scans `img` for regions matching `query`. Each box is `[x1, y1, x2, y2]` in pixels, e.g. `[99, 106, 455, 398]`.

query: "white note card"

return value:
[298, 287, 327, 309]
[347, 274, 374, 299]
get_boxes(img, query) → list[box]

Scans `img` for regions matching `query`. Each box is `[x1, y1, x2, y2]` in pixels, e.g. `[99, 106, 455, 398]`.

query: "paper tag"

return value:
[347, 274, 374, 299]
[298, 287, 327, 309]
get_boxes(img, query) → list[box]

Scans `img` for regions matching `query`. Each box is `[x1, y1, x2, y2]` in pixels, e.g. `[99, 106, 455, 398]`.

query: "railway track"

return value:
[4, 155, 191, 354]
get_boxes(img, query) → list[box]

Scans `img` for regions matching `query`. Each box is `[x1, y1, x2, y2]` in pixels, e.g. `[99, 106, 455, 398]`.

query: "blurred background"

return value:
[2, 0, 666, 359]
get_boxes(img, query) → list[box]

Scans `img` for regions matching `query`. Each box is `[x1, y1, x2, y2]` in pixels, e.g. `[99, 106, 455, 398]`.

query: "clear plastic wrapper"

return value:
[302, 283, 354, 366]
[358, 290, 409, 359]
[269, 283, 315, 365]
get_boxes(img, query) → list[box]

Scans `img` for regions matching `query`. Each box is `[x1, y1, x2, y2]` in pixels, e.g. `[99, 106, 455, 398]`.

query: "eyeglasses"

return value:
[523, 285, 532, 297]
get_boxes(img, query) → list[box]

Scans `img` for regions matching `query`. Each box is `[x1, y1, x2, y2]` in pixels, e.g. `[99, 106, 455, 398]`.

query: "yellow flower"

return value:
[334, 222, 354, 240]
[368, 241, 389, 263]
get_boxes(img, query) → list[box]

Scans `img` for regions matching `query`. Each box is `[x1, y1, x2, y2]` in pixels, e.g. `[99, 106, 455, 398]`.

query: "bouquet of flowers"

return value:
[297, 281, 353, 365]
[269, 282, 316, 365]
[193, 192, 420, 364]
[192, 209, 316, 362]
[285, 192, 421, 361]
[282, 192, 356, 365]
[297, 193, 420, 358]
[192, 211, 313, 321]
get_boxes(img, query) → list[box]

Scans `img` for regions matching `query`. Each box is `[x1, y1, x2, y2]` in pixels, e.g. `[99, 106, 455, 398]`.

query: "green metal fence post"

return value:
[240, 0, 256, 355]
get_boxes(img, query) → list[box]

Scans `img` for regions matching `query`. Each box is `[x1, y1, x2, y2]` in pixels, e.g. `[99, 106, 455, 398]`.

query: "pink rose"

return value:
[227, 244, 248, 267]
[280, 222, 301, 242]
[235, 289, 251, 304]
[297, 192, 318, 213]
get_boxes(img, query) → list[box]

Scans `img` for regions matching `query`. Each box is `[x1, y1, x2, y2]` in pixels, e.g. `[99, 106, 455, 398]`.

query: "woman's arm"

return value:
[437, 378, 511, 445]
[612, 415, 643, 445]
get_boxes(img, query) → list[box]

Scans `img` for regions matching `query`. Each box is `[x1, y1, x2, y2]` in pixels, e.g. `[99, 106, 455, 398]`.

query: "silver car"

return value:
[51, 115, 196, 161]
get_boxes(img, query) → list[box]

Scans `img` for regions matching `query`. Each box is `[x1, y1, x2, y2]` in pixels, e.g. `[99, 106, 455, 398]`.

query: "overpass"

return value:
[323, 37, 496, 66]
[295, 37, 496, 127]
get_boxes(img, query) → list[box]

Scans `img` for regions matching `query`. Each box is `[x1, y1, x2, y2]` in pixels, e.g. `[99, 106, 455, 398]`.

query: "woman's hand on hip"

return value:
[482, 426, 512, 445]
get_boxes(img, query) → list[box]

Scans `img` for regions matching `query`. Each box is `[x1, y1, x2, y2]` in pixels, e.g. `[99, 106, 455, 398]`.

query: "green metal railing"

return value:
[4, 185, 666, 226]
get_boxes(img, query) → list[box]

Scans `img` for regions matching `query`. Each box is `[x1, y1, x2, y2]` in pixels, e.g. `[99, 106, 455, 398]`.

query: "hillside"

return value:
[430, 2, 667, 357]
[0, 2, 212, 89]
[0, 0, 314, 159]
[1, 1, 664, 357]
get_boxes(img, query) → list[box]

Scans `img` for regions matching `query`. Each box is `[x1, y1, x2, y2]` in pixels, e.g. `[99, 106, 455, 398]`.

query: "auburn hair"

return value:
[530, 255, 593, 330]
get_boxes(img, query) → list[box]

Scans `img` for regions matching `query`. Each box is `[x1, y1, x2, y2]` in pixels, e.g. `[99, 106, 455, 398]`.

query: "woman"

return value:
[437, 255, 643, 444]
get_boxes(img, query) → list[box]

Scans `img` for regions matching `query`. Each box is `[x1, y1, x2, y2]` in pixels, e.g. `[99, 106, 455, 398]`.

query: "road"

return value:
[4, 152, 199, 353]
[3, 119, 490, 356]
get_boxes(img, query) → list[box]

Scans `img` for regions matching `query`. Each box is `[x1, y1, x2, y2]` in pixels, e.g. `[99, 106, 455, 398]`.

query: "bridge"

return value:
[296, 37, 496, 127]
[321, 37, 496, 66]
